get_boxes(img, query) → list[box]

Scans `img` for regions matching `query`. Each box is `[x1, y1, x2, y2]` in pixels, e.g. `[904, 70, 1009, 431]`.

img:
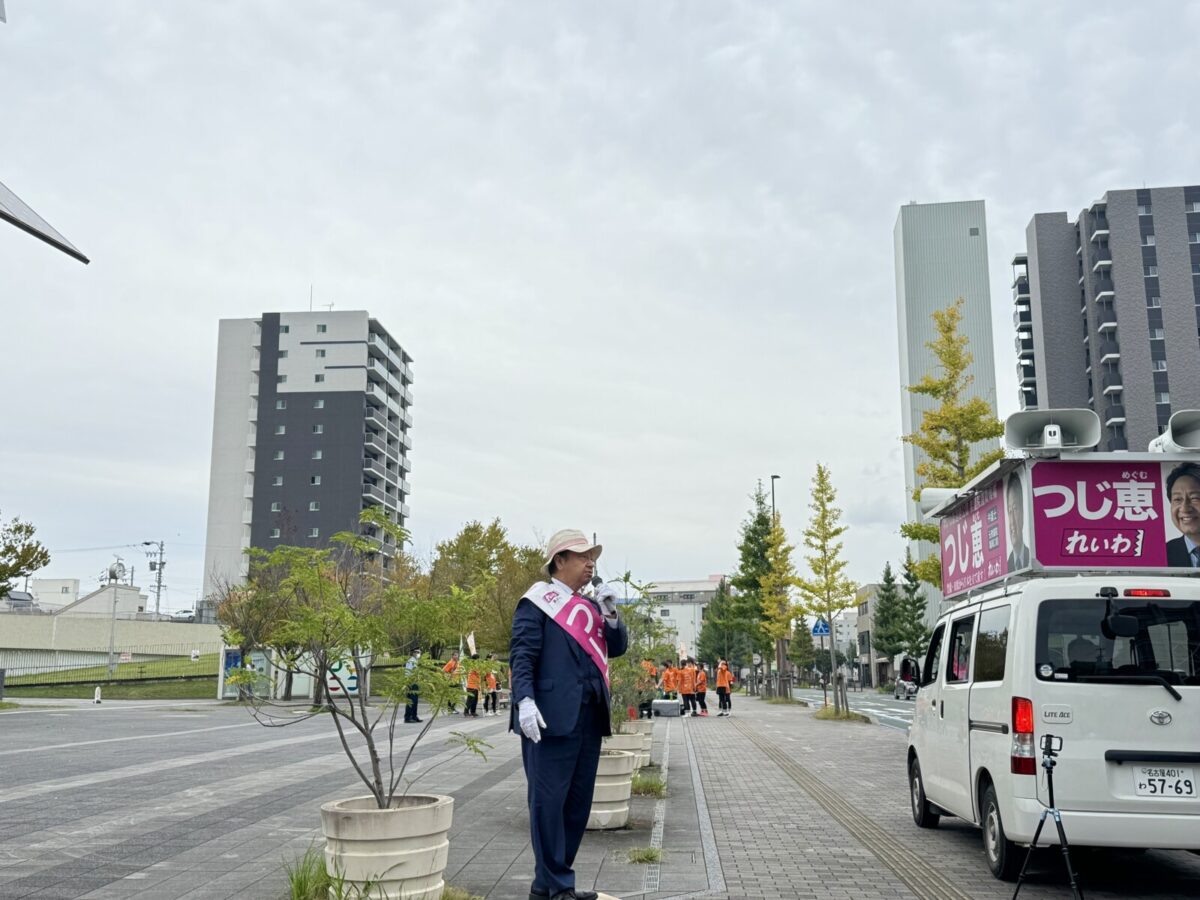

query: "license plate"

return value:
[1134, 766, 1196, 797]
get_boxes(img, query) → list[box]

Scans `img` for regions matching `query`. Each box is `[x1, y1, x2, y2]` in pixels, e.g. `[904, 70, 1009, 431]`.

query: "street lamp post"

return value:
[768, 474, 783, 697]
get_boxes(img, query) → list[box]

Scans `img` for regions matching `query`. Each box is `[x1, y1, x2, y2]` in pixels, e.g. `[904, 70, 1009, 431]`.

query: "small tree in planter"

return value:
[221, 509, 489, 898]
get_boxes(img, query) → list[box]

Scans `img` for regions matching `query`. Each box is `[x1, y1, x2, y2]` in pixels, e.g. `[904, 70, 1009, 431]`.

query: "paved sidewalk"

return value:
[2, 697, 1198, 899]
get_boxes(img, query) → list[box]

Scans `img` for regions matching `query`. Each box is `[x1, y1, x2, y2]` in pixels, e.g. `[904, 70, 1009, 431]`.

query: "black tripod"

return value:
[1012, 733, 1084, 900]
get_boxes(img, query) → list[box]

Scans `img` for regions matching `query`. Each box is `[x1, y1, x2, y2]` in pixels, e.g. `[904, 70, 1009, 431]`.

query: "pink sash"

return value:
[523, 582, 609, 685]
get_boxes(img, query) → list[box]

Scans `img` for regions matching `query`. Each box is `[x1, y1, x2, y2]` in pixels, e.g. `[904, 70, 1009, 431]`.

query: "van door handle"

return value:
[939, 700, 944, 718]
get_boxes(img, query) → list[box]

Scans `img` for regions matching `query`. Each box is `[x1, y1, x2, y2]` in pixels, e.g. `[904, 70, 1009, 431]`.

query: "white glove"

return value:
[595, 584, 619, 620]
[518, 697, 547, 743]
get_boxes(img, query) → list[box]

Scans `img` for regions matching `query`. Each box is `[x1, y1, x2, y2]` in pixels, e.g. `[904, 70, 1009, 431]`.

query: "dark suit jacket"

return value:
[1166, 536, 1195, 567]
[509, 593, 628, 738]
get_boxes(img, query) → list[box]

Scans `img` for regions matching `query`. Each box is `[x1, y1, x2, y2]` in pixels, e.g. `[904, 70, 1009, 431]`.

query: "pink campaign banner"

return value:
[940, 480, 1008, 596]
[1031, 461, 1168, 567]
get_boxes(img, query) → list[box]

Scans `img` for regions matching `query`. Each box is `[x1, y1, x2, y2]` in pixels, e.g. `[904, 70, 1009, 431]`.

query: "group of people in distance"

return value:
[640, 657, 737, 717]
[402, 648, 508, 722]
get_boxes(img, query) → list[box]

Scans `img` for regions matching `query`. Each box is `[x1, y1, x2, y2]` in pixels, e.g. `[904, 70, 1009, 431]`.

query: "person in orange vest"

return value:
[638, 658, 658, 719]
[658, 660, 678, 699]
[465, 653, 482, 717]
[679, 658, 698, 717]
[443, 651, 461, 713]
[695, 664, 709, 717]
[715, 658, 736, 716]
[483, 653, 500, 717]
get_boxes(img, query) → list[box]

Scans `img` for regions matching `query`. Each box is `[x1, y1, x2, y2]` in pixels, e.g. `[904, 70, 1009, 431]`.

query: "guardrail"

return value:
[0, 642, 222, 686]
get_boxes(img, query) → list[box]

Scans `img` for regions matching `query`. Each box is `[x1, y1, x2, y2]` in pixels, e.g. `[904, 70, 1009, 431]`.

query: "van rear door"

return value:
[1032, 594, 1200, 816]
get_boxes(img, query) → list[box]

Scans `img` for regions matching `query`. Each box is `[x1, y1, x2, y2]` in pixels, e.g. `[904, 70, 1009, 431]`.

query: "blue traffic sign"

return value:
[811, 619, 830, 637]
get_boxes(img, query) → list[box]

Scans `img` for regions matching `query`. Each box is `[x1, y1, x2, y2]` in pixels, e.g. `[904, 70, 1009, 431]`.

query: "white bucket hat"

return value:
[541, 528, 602, 576]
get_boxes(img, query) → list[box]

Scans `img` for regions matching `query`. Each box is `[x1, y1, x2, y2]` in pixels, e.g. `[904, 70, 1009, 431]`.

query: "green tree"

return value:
[605, 571, 675, 729]
[900, 298, 1005, 588]
[760, 514, 799, 692]
[795, 464, 857, 714]
[729, 482, 773, 660]
[0, 512, 51, 601]
[788, 623, 817, 680]
[869, 562, 905, 661]
[899, 550, 933, 659]
[697, 577, 752, 669]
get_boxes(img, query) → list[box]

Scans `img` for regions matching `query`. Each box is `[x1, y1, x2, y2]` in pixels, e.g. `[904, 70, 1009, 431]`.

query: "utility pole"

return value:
[142, 541, 166, 617]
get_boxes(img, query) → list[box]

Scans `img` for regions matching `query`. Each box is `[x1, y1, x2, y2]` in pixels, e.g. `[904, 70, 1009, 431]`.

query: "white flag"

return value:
[466, 632, 477, 656]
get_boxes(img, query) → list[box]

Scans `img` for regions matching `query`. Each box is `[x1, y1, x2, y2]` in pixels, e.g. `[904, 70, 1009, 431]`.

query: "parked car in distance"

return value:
[170, 609, 195, 623]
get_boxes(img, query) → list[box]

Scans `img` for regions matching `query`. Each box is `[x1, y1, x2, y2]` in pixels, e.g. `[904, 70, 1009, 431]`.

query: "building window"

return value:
[1142, 234, 1156, 246]
[1148, 295, 1161, 307]
[309, 501, 320, 511]
[274, 424, 286, 435]
[275, 399, 286, 410]
[311, 475, 321, 485]
[680, 593, 695, 600]
[271, 528, 281, 539]
[278, 349, 288, 359]
[272, 475, 283, 486]
[277, 375, 287, 384]
[1157, 392, 1171, 404]
[280, 325, 290, 334]
[317, 324, 327, 334]
[314, 398, 325, 409]
[272, 450, 284, 461]
[312, 450, 323, 460]
[1151, 328, 1166, 340]
[969, 226, 980, 236]
[316, 349, 327, 358]
[1191, 232, 1200, 244]
[1144, 266, 1158, 277]
[313, 424, 324, 434]
[1194, 263, 1200, 275]
[1190, 201, 1200, 213]
[309, 527, 320, 538]
[1153, 359, 1168, 371]
[660, 609, 670, 617]
[314, 374, 325, 383]
[1138, 204, 1152, 215]
[270, 502, 281, 512]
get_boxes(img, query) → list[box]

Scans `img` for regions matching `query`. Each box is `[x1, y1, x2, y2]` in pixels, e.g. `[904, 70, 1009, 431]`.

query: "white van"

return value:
[906, 574, 1200, 880]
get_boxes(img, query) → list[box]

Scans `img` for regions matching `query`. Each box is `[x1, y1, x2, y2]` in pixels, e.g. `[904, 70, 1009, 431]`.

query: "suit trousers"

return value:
[521, 699, 606, 896]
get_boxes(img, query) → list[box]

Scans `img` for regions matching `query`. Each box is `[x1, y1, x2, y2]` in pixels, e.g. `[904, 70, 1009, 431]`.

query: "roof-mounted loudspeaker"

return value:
[1005, 409, 1101, 458]
[1148, 410, 1200, 453]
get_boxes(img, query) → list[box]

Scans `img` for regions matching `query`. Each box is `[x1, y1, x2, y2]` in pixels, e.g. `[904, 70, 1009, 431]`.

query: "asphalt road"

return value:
[792, 685, 917, 730]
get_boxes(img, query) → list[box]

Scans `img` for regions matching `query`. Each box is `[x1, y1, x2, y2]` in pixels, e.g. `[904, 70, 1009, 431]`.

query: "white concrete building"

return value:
[645, 577, 725, 659]
[30, 578, 80, 610]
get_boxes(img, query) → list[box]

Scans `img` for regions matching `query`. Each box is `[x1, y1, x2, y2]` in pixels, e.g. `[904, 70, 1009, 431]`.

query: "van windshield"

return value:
[1036, 598, 1200, 686]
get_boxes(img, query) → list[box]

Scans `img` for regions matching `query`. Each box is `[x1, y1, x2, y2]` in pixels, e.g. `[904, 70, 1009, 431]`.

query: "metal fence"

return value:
[0, 642, 223, 686]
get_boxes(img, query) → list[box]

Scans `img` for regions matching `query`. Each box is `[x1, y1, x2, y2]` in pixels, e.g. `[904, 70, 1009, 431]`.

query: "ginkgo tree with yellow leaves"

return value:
[759, 512, 799, 696]
[900, 298, 1005, 588]
[796, 463, 858, 715]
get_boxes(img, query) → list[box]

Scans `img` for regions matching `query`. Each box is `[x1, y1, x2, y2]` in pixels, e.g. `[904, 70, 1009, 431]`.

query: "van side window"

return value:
[974, 605, 1011, 682]
[923, 623, 945, 685]
[945, 616, 976, 684]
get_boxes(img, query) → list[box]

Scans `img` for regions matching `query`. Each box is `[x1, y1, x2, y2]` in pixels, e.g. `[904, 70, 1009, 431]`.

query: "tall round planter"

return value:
[602, 732, 646, 770]
[320, 794, 454, 900]
[587, 750, 636, 831]
[619, 720, 654, 767]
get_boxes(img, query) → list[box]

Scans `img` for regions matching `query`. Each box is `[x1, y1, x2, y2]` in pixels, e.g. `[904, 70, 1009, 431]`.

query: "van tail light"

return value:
[1011, 696, 1036, 775]
[1125, 588, 1170, 597]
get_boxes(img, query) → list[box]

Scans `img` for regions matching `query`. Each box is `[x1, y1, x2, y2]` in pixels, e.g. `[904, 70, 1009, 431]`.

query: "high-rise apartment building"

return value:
[1013, 185, 1200, 452]
[894, 201, 1000, 522]
[199, 311, 413, 619]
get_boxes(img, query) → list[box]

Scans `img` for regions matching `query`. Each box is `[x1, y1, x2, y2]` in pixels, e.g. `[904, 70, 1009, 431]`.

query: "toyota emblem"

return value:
[1149, 709, 1173, 726]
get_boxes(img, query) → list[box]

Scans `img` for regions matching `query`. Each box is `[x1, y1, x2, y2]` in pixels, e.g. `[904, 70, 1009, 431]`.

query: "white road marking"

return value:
[0, 722, 260, 756]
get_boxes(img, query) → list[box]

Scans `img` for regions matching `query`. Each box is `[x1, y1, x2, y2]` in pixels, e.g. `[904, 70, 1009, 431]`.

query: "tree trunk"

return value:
[828, 634, 840, 714]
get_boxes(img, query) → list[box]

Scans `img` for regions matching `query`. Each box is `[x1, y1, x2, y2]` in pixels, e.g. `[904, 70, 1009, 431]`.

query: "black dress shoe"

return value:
[551, 891, 597, 900]
[528, 890, 548, 900]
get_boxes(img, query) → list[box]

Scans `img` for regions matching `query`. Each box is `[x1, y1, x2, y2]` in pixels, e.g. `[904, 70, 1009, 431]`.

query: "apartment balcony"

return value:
[1015, 335, 1034, 357]
[243, 477, 255, 499]
[401, 409, 413, 429]
[399, 431, 413, 451]
[1019, 366, 1037, 386]
[400, 503, 411, 519]
[1089, 227, 1110, 243]
[398, 478, 411, 495]
[364, 430, 388, 456]
[1013, 307, 1032, 328]
[1107, 436, 1129, 451]
[363, 456, 388, 481]
[398, 455, 412, 473]
[1097, 311, 1118, 333]
[362, 482, 388, 504]
[241, 505, 254, 525]
[1096, 337, 1120, 362]
[1091, 252, 1113, 273]
[1102, 371, 1123, 394]
[1104, 404, 1126, 425]
[1012, 274, 1030, 297]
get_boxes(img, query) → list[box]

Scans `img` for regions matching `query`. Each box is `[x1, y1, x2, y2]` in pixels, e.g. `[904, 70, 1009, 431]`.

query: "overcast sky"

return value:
[4, 1, 1200, 611]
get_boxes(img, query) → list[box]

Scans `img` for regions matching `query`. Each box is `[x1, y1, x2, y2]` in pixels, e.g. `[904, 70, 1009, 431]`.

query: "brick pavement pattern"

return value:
[1, 697, 1197, 898]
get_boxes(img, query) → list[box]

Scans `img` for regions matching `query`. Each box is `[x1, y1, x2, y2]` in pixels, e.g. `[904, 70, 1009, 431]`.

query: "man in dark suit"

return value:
[1165, 463, 1200, 567]
[510, 529, 628, 900]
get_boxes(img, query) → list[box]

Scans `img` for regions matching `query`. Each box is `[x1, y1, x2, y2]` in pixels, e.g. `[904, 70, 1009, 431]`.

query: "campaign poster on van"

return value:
[940, 478, 1009, 596]
[1029, 459, 1200, 569]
